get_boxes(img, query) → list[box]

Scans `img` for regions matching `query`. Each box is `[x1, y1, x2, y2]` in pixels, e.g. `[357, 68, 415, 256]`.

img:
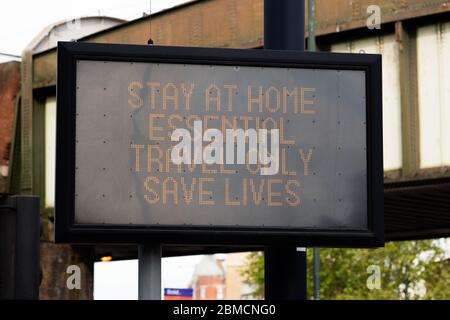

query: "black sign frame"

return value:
[55, 42, 383, 247]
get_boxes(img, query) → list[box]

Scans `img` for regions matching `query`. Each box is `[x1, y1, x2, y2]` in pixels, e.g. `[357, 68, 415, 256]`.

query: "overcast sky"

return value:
[94, 255, 205, 300]
[0, 0, 191, 59]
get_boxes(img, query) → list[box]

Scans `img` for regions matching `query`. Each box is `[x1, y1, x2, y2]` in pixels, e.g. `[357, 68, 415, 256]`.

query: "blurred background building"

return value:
[191, 255, 226, 300]
[189, 253, 255, 300]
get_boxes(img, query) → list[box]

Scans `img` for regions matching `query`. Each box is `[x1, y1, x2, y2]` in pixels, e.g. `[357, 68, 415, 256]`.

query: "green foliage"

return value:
[241, 239, 450, 300]
[241, 252, 265, 299]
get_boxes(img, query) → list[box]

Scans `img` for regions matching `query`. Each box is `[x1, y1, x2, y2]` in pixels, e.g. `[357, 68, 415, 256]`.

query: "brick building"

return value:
[191, 255, 226, 300]
[190, 253, 257, 300]
[224, 252, 256, 300]
[0, 61, 20, 193]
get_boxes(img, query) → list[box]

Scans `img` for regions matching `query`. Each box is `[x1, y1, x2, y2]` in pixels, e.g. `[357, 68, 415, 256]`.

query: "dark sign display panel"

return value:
[56, 42, 383, 246]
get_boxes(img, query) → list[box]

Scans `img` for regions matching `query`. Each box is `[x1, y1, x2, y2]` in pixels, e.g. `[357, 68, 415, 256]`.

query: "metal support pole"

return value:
[313, 248, 320, 300]
[308, 0, 320, 301]
[138, 244, 161, 300]
[264, 0, 305, 51]
[264, 0, 307, 300]
[264, 247, 307, 300]
[0, 195, 40, 299]
[307, 0, 316, 52]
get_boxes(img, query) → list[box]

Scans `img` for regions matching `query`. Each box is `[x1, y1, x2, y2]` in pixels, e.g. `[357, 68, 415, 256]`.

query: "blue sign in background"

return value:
[164, 288, 193, 297]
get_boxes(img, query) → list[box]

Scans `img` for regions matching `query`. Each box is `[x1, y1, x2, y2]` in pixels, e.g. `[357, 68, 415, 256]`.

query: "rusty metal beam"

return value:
[82, 0, 263, 48]
[309, 0, 450, 36]
[33, 50, 56, 89]
[30, 0, 450, 184]
[32, 0, 450, 89]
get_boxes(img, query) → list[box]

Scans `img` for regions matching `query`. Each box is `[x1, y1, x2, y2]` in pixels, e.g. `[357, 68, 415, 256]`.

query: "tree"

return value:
[241, 239, 450, 300]
[241, 251, 265, 299]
